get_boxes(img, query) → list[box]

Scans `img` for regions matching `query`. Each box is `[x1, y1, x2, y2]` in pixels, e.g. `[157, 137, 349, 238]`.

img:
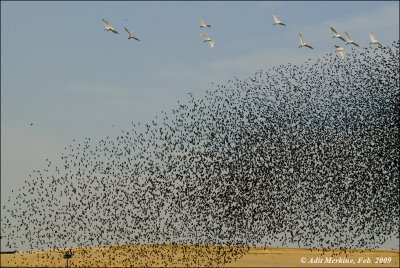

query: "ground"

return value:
[1, 245, 399, 267]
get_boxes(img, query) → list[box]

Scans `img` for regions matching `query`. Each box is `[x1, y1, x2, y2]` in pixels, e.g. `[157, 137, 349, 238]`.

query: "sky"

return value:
[1, 1, 399, 205]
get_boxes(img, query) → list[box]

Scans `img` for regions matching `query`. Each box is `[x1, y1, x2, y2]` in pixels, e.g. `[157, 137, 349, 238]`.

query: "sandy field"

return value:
[1, 244, 398, 267]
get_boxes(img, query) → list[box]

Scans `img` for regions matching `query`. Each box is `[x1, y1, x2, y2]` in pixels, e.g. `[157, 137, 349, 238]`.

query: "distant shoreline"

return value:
[0, 250, 17, 254]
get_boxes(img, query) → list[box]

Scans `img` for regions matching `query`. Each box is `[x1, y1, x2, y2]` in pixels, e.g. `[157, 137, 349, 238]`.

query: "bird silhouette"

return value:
[200, 34, 214, 48]
[124, 27, 140, 41]
[330, 27, 346, 42]
[335, 45, 346, 59]
[369, 32, 382, 48]
[273, 12, 286, 26]
[298, 34, 313, 49]
[102, 19, 119, 34]
[344, 32, 359, 47]
[199, 17, 211, 28]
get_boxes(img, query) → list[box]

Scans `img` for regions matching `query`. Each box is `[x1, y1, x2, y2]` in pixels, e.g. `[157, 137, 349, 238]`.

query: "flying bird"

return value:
[369, 32, 382, 48]
[124, 27, 140, 41]
[330, 27, 346, 42]
[344, 32, 359, 47]
[335, 45, 345, 59]
[199, 18, 211, 28]
[298, 34, 313, 49]
[102, 19, 119, 34]
[200, 34, 214, 48]
[273, 13, 286, 26]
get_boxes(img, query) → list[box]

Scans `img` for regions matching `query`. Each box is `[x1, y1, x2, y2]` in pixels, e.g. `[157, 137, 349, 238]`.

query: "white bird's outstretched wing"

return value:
[369, 32, 377, 42]
[110, 28, 119, 34]
[344, 32, 351, 41]
[102, 19, 109, 28]
[200, 34, 209, 41]
[124, 27, 132, 36]
[330, 27, 338, 35]
[273, 13, 279, 23]
[299, 34, 304, 46]
[339, 50, 345, 59]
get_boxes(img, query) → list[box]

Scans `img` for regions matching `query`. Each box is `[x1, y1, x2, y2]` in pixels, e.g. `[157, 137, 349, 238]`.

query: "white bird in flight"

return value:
[102, 19, 119, 34]
[335, 45, 345, 59]
[124, 27, 140, 41]
[298, 34, 313, 49]
[273, 13, 286, 26]
[369, 32, 382, 48]
[330, 27, 346, 42]
[200, 34, 214, 48]
[344, 32, 359, 47]
[199, 18, 211, 28]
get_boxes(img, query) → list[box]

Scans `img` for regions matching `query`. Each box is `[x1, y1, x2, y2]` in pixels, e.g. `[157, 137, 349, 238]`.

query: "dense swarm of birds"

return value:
[1, 41, 399, 267]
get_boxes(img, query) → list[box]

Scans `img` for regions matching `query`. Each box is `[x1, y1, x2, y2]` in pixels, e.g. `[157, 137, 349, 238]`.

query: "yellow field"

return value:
[1, 244, 398, 267]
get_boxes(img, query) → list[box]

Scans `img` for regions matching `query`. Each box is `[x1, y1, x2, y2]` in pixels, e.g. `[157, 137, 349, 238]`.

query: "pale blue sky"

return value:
[1, 1, 399, 202]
